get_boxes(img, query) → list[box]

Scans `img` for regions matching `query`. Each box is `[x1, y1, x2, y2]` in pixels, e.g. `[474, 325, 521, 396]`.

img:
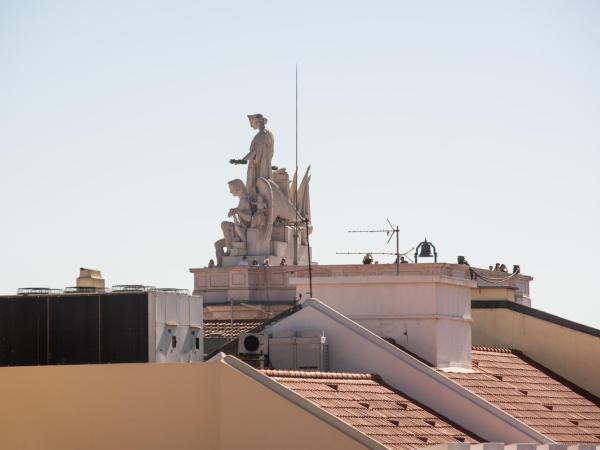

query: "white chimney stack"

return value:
[290, 264, 476, 369]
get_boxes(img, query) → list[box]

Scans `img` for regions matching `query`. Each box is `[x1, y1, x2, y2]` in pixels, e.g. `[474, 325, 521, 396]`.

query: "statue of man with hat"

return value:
[239, 113, 274, 196]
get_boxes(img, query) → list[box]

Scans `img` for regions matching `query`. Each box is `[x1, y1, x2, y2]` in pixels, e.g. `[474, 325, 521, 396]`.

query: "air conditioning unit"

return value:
[268, 337, 296, 369]
[269, 334, 328, 371]
[296, 336, 328, 371]
[238, 333, 269, 355]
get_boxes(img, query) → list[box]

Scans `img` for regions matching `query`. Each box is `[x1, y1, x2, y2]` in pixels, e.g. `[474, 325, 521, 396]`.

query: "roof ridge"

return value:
[262, 369, 377, 380]
[472, 346, 518, 354]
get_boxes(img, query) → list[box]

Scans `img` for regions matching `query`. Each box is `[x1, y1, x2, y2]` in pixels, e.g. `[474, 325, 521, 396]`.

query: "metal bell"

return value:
[418, 240, 433, 258]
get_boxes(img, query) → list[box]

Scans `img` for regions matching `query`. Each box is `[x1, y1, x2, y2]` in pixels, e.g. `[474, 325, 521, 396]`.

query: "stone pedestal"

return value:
[222, 225, 310, 268]
[246, 229, 271, 255]
[190, 265, 301, 305]
[226, 241, 247, 256]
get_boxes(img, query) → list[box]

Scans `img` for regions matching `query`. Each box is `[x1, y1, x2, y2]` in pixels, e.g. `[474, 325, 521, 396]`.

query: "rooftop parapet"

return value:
[469, 267, 533, 306]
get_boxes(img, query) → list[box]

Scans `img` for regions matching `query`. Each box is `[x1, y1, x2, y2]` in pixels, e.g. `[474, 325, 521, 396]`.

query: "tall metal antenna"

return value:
[293, 64, 299, 265]
[336, 219, 413, 276]
[303, 217, 313, 297]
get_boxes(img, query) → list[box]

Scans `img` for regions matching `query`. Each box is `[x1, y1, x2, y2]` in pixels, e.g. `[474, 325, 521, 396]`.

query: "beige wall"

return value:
[472, 308, 600, 397]
[0, 364, 220, 450]
[0, 362, 370, 450]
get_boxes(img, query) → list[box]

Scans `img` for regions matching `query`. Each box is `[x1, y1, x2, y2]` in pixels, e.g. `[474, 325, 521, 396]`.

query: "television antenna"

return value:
[336, 219, 414, 276]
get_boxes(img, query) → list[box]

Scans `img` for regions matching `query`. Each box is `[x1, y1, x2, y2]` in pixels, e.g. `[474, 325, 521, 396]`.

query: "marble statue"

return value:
[215, 113, 312, 267]
[296, 166, 312, 224]
[240, 114, 274, 196]
[214, 179, 252, 266]
[250, 193, 268, 230]
[223, 179, 252, 243]
[255, 177, 300, 246]
[296, 166, 312, 245]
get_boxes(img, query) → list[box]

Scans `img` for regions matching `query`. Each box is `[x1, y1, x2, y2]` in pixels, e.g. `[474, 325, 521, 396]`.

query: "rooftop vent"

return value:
[111, 285, 155, 293]
[17, 287, 61, 296]
[76, 268, 105, 290]
[64, 286, 109, 294]
[388, 419, 399, 426]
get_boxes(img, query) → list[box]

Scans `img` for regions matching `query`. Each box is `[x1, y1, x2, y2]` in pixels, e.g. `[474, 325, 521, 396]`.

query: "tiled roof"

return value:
[264, 369, 481, 450]
[204, 305, 301, 360]
[204, 319, 264, 337]
[442, 347, 600, 444]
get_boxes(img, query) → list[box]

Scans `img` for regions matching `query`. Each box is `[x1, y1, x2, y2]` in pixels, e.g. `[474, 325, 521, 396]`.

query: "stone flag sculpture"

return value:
[214, 114, 312, 267]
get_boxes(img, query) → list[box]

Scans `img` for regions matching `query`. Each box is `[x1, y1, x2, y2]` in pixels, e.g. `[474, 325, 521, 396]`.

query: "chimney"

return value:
[76, 268, 105, 290]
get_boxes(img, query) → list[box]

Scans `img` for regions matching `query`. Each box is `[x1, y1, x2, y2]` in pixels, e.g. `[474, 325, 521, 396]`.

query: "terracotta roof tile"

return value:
[439, 348, 600, 444]
[264, 370, 482, 450]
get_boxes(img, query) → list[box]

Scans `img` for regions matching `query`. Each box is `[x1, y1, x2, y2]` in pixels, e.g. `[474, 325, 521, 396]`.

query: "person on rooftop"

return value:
[363, 253, 373, 264]
[500, 263, 508, 272]
[262, 258, 270, 267]
[252, 259, 259, 266]
[280, 258, 287, 266]
[238, 255, 249, 266]
[494, 263, 501, 271]
[208, 259, 216, 268]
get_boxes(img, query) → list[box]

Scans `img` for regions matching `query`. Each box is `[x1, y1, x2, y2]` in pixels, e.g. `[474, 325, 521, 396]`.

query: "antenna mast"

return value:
[293, 64, 299, 265]
[336, 219, 413, 276]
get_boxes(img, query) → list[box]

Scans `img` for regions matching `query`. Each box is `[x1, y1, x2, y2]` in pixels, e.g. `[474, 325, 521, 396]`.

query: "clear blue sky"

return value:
[1, 1, 599, 328]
